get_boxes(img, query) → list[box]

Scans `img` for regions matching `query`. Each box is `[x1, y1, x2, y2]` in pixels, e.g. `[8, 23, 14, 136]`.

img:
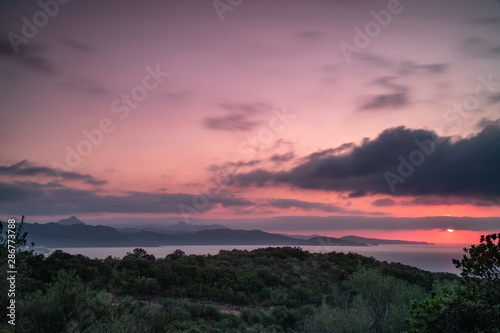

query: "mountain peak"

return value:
[57, 216, 86, 226]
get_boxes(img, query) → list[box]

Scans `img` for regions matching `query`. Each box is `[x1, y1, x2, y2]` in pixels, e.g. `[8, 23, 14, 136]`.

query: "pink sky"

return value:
[1, 0, 500, 243]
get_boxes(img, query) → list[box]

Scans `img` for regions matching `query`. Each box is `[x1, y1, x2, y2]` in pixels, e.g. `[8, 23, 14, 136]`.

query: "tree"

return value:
[453, 233, 500, 284]
[408, 233, 500, 333]
[0, 216, 29, 252]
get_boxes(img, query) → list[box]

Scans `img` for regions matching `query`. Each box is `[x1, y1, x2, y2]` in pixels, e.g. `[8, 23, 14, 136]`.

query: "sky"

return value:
[1, 0, 500, 244]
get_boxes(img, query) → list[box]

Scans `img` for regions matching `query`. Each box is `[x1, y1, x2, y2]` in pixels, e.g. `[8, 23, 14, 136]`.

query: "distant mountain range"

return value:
[340, 235, 432, 246]
[57, 216, 86, 226]
[115, 221, 229, 235]
[0, 217, 433, 248]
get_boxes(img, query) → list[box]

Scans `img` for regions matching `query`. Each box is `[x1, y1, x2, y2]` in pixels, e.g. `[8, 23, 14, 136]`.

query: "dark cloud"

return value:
[59, 77, 107, 95]
[304, 143, 355, 161]
[400, 196, 494, 207]
[255, 198, 386, 215]
[0, 160, 107, 186]
[397, 61, 449, 75]
[359, 54, 449, 76]
[0, 181, 255, 215]
[270, 152, 295, 163]
[372, 198, 396, 206]
[0, 40, 56, 74]
[461, 37, 500, 57]
[357, 53, 394, 67]
[477, 117, 500, 130]
[487, 93, 500, 104]
[233, 125, 500, 204]
[203, 113, 261, 131]
[208, 160, 262, 173]
[359, 92, 409, 110]
[348, 190, 366, 198]
[203, 102, 270, 131]
[359, 76, 410, 111]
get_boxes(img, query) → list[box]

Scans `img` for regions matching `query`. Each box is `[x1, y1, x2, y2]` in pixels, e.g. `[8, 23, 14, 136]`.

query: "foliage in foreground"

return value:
[408, 233, 500, 333]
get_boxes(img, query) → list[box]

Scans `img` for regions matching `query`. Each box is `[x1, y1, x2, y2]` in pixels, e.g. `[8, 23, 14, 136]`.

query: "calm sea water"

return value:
[51, 244, 467, 275]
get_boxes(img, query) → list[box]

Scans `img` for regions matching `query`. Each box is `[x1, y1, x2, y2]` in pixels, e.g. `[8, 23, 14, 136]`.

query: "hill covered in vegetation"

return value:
[1, 247, 454, 332]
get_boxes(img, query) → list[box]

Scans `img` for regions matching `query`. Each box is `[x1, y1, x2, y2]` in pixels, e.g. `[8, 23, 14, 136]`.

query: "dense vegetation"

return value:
[1, 220, 498, 332]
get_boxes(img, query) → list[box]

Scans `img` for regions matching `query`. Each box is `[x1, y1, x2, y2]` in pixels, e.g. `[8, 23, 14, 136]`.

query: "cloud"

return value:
[0, 181, 255, 215]
[359, 76, 410, 111]
[270, 152, 295, 163]
[357, 53, 394, 67]
[372, 198, 396, 206]
[219, 102, 271, 114]
[353, 59, 449, 111]
[397, 61, 449, 75]
[0, 160, 107, 186]
[58, 77, 107, 95]
[203, 113, 261, 131]
[487, 94, 500, 104]
[477, 117, 500, 129]
[265, 198, 344, 212]
[348, 190, 366, 198]
[400, 196, 493, 207]
[461, 37, 500, 57]
[359, 92, 409, 110]
[0, 40, 56, 74]
[263, 198, 386, 215]
[233, 125, 500, 204]
[358, 54, 450, 75]
[203, 101, 271, 131]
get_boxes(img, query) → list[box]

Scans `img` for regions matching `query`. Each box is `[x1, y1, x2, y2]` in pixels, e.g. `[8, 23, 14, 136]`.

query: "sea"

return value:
[51, 244, 468, 275]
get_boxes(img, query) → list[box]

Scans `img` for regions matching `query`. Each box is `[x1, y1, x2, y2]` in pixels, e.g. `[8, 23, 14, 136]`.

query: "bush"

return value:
[408, 234, 500, 333]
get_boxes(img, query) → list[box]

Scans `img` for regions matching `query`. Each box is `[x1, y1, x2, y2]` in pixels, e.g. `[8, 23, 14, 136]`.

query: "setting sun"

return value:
[447, 229, 455, 233]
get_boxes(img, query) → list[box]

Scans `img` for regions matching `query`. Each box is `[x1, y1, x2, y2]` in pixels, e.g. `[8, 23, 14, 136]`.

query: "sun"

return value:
[447, 229, 454, 233]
